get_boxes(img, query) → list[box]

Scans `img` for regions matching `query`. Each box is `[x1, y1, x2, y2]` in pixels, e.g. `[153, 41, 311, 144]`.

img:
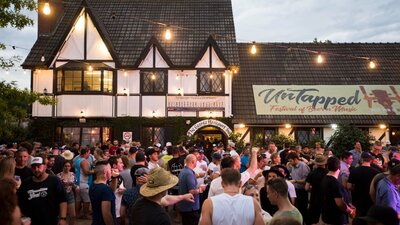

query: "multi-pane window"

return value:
[141, 70, 167, 94]
[103, 71, 113, 93]
[264, 128, 277, 143]
[81, 127, 100, 147]
[143, 127, 165, 147]
[198, 71, 224, 94]
[58, 127, 111, 147]
[57, 69, 113, 93]
[83, 70, 101, 91]
[295, 128, 322, 145]
[64, 70, 82, 91]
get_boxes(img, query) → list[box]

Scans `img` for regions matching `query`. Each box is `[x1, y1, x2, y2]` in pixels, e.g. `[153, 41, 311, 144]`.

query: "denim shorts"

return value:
[66, 191, 75, 204]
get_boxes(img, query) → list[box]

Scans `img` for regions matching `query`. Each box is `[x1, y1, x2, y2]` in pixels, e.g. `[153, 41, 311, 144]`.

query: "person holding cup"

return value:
[178, 154, 206, 225]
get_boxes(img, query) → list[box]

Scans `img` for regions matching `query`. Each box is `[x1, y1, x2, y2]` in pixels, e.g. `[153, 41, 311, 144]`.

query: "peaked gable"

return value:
[57, 9, 112, 61]
[137, 37, 172, 68]
[195, 36, 228, 68]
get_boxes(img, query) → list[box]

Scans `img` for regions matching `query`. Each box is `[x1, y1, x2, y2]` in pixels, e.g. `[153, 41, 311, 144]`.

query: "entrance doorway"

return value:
[194, 126, 226, 145]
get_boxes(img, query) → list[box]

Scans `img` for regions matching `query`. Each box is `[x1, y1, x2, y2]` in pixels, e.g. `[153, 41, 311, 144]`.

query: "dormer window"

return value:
[140, 70, 167, 95]
[198, 70, 224, 94]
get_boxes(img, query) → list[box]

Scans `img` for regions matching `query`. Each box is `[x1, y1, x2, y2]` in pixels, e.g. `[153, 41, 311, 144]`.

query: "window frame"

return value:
[197, 69, 225, 95]
[140, 69, 168, 95]
[55, 68, 115, 95]
[56, 126, 112, 147]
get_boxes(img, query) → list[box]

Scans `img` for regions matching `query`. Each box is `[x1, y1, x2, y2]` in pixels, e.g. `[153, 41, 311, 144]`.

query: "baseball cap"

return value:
[212, 153, 222, 160]
[146, 147, 158, 156]
[134, 167, 149, 176]
[31, 157, 44, 166]
[129, 146, 138, 154]
[166, 142, 172, 147]
[154, 143, 162, 148]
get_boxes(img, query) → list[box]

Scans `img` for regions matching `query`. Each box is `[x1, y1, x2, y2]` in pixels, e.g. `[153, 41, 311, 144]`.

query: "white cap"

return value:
[31, 157, 43, 165]
[166, 142, 172, 147]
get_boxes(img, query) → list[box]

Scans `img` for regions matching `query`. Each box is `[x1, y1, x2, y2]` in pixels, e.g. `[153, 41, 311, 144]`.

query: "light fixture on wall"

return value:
[238, 123, 246, 128]
[185, 119, 191, 125]
[331, 124, 338, 129]
[379, 124, 387, 129]
[79, 110, 86, 123]
[41, 55, 45, 62]
[43, 88, 48, 95]
[152, 110, 156, 117]
[284, 124, 292, 129]
[316, 53, 324, 64]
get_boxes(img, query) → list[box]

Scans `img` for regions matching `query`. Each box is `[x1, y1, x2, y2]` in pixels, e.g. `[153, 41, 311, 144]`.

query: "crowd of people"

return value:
[0, 138, 399, 225]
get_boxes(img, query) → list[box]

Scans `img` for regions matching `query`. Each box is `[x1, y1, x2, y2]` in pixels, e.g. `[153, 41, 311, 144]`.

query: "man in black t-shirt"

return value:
[18, 157, 67, 225]
[130, 151, 146, 187]
[15, 148, 33, 181]
[305, 154, 328, 225]
[130, 167, 179, 225]
[321, 156, 354, 225]
[347, 152, 379, 217]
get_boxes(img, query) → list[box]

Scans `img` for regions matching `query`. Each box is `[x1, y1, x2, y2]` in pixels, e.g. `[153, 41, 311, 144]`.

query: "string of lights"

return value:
[2, 1, 400, 74]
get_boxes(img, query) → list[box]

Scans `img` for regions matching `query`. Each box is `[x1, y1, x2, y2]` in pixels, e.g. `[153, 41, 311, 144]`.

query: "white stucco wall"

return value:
[55, 95, 113, 117]
[142, 96, 166, 117]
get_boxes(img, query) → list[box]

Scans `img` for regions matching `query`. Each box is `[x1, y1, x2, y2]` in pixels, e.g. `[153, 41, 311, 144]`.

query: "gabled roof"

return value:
[22, 0, 239, 68]
[233, 43, 400, 125]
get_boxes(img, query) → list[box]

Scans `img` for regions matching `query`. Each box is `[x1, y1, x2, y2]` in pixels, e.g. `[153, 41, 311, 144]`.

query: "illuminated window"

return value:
[56, 69, 113, 93]
[198, 70, 224, 94]
[141, 70, 167, 94]
[84, 70, 101, 91]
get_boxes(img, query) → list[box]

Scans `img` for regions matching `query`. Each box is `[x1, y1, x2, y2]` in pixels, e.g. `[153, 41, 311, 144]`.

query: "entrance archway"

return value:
[187, 119, 232, 137]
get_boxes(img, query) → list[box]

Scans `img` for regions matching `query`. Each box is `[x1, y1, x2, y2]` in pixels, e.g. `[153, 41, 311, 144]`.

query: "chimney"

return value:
[38, 0, 64, 36]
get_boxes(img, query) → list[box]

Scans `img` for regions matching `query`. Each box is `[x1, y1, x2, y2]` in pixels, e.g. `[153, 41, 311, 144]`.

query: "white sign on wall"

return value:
[123, 132, 132, 143]
[187, 119, 232, 137]
[167, 96, 225, 111]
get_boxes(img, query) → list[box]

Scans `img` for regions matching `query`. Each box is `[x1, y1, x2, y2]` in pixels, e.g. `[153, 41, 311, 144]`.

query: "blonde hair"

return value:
[0, 157, 16, 179]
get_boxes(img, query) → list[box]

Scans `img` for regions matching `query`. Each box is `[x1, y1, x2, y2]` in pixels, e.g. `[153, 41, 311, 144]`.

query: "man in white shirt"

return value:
[200, 168, 264, 225]
[146, 147, 160, 170]
[208, 147, 259, 197]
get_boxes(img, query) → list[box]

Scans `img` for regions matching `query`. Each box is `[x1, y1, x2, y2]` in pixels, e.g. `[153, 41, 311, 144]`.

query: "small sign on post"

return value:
[123, 132, 132, 143]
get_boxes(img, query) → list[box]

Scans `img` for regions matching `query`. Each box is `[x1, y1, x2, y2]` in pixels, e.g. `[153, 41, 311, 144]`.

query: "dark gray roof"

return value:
[233, 43, 400, 125]
[22, 0, 239, 68]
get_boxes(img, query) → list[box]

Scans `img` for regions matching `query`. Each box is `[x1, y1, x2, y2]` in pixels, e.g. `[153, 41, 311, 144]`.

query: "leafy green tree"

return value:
[329, 123, 374, 156]
[270, 134, 297, 149]
[0, 81, 54, 143]
[228, 132, 244, 152]
[0, 0, 36, 69]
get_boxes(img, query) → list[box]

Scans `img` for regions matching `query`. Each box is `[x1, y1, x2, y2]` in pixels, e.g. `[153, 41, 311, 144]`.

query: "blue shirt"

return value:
[178, 166, 199, 212]
[89, 183, 116, 225]
[349, 149, 362, 167]
[376, 176, 400, 214]
[240, 155, 250, 173]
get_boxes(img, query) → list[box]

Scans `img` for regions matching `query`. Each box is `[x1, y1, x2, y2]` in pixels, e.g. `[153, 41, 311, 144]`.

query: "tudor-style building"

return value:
[22, 0, 238, 146]
[23, 0, 400, 147]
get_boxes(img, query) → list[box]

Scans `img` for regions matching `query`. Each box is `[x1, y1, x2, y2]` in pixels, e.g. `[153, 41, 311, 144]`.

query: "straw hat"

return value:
[140, 167, 178, 197]
[313, 154, 327, 165]
[61, 150, 74, 160]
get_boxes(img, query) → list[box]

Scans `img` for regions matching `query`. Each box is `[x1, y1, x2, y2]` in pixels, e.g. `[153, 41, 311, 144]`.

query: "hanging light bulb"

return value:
[369, 60, 376, 69]
[23, 70, 27, 74]
[250, 41, 257, 55]
[88, 65, 93, 71]
[43, 1, 51, 15]
[164, 26, 172, 40]
[209, 73, 213, 79]
[316, 53, 324, 64]
[41, 55, 45, 62]
[151, 73, 156, 80]
[5, 70, 9, 75]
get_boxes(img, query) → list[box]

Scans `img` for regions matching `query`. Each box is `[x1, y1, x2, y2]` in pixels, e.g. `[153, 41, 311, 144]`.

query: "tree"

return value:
[0, 81, 54, 143]
[329, 123, 374, 156]
[313, 37, 332, 44]
[270, 134, 297, 150]
[0, 0, 36, 69]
